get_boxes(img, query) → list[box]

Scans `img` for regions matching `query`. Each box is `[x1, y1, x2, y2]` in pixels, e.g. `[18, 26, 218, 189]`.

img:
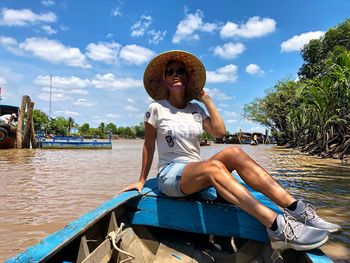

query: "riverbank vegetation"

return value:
[33, 109, 216, 141]
[244, 19, 350, 159]
[33, 109, 145, 139]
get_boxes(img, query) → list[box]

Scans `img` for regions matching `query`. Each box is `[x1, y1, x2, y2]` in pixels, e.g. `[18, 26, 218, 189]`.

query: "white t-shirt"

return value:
[144, 100, 209, 170]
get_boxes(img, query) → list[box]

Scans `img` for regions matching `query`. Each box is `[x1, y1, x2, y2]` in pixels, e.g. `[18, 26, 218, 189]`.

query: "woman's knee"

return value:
[227, 146, 244, 156]
[205, 160, 228, 183]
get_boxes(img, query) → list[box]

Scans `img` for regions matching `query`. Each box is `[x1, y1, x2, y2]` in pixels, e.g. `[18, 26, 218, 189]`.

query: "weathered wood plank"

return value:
[81, 239, 113, 263]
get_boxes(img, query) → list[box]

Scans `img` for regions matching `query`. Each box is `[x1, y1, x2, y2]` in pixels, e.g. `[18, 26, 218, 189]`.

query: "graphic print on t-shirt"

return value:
[192, 112, 202, 122]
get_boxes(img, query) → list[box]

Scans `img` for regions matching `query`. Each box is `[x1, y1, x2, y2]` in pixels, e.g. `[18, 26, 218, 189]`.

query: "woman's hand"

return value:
[195, 90, 212, 104]
[121, 180, 145, 193]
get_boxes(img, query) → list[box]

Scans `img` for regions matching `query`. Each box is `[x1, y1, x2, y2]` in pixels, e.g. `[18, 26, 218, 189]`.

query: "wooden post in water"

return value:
[237, 129, 242, 144]
[265, 129, 269, 144]
[16, 95, 29, 149]
[30, 117, 37, 148]
[23, 100, 34, 148]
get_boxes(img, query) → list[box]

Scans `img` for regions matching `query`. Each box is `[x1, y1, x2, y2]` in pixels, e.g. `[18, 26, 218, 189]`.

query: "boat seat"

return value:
[128, 178, 282, 243]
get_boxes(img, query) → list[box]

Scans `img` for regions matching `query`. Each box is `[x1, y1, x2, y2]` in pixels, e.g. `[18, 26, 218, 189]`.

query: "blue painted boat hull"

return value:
[6, 178, 332, 263]
[38, 141, 112, 149]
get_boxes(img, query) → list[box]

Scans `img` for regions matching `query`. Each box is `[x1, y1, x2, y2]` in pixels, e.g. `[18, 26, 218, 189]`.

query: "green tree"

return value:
[98, 122, 106, 136]
[79, 123, 90, 134]
[106, 122, 117, 134]
[243, 79, 299, 145]
[51, 116, 68, 136]
[67, 117, 76, 134]
[134, 122, 145, 138]
[32, 109, 49, 132]
[299, 19, 350, 79]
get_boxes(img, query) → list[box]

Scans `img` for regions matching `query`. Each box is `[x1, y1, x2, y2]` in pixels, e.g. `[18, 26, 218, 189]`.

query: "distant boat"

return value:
[200, 139, 211, 146]
[6, 178, 331, 263]
[250, 140, 258, 146]
[37, 135, 112, 149]
[0, 105, 19, 149]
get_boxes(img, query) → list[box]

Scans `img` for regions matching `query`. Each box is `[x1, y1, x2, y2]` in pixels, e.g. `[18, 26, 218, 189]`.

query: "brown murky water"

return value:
[0, 140, 349, 262]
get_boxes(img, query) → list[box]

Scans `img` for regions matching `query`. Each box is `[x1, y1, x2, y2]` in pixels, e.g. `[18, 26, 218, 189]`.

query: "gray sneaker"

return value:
[286, 201, 341, 233]
[267, 214, 329, 251]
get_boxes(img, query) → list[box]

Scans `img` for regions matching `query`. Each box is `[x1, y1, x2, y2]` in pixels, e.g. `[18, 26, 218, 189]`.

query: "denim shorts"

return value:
[157, 162, 188, 197]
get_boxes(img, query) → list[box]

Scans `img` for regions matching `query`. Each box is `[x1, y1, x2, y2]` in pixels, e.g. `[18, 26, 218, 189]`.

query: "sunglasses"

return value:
[164, 67, 186, 77]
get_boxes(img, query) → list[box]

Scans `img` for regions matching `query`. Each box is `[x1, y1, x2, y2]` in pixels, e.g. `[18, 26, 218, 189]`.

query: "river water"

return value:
[0, 140, 349, 262]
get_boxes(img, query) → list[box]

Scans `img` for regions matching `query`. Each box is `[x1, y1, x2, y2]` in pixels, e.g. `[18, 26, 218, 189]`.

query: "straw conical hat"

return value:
[143, 50, 206, 101]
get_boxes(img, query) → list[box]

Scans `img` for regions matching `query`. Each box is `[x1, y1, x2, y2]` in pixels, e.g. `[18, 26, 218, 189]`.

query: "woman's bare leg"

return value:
[209, 146, 296, 208]
[180, 160, 277, 227]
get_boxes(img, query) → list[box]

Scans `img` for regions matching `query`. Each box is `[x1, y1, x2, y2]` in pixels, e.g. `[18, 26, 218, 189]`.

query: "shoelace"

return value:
[282, 214, 303, 246]
[303, 203, 317, 223]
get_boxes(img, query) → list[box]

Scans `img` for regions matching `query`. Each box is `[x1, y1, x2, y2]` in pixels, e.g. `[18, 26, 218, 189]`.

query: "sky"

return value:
[0, 1, 349, 133]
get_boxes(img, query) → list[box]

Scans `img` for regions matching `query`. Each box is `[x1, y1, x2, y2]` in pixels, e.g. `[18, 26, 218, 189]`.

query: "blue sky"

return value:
[0, 1, 349, 133]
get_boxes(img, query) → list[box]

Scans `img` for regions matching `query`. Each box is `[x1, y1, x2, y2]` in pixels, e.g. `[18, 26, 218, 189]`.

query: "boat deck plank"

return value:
[129, 177, 281, 243]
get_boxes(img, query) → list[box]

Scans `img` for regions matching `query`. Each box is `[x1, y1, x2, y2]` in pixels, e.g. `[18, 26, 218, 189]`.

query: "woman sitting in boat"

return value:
[123, 50, 341, 251]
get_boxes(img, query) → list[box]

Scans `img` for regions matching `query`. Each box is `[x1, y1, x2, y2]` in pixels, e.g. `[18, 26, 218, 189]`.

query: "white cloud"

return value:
[124, 105, 139, 112]
[148, 30, 167, 44]
[205, 87, 233, 101]
[0, 8, 56, 26]
[281, 31, 324, 52]
[130, 14, 166, 44]
[226, 119, 238, 124]
[41, 0, 55, 7]
[0, 36, 21, 54]
[55, 110, 79, 117]
[173, 10, 218, 44]
[246, 64, 264, 75]
[86, 42, 121, 64]
[42, 25, 57, 35]
[38, 92, 71, 102]
[91, 73, 143, 90]
[0, 36, 17, 46]
[34, 75, 90, 102]
[1, 37, 90, 68]
[85, 42, 154, 65]
[106, 113, 121, 119]
[111, 8, 122, 17]
[206, 64, 238, 83]
[59, 25, 69, 31]
[0, 75, 7, 85]
[34, 75, 90, 89]
[19, 37, 90, 68]
[223, 111, 239, 119]
[131, 15, 152, 37]
[127, 98, 135, 103]
[73, 98, 96, 107]
[219, 103, 229, 108]
[119, 45, 155, 65]
[213, 42, 246, 59]
[220, 16, 276, 39]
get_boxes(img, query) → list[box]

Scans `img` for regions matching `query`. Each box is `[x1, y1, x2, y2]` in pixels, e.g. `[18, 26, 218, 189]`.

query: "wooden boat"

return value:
[37, 135, 112, 149]
[0, 123, 16, 149]
[0, 105, 19, 149]
[6, 178, 332, 263]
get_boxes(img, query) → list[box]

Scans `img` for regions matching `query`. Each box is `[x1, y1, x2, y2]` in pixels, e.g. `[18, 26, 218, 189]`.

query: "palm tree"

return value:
[67, 117, 75, 134]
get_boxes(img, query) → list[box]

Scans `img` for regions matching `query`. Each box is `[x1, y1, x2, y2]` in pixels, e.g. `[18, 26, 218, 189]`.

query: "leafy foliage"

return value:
[244, 19, 350, 158]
